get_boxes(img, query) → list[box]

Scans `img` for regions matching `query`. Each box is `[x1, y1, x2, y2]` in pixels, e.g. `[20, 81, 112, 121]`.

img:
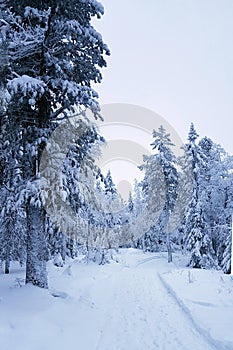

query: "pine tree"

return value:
[184, 125, 219, 269]
[207, 147, 233, 267]
[104, 170, 117, 198]
[186, 200, 218, 269]
[0, 1, 109, 287]
[140, 126, 178, 262]
[127, 192, 134, 213]
[133, 180, 144, 217]
[181, 126, 199, 234]
[0, 95, 27, 273]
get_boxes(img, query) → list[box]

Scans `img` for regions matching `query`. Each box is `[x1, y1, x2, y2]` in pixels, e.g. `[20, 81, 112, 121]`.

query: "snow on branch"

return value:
[7, 75, 46, 105]
[79, 0, 105, 17]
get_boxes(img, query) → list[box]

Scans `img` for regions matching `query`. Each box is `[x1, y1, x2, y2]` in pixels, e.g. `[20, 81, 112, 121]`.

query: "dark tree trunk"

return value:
[4, 258, 10, 274]
[4, 221, 12, 274]
[26, 203, 48, 288]
[166, 232, 172, 263]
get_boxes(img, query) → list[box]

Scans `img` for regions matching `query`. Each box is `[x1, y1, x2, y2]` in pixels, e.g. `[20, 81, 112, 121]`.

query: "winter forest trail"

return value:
[0, 249, 222, 350]
[89, 250, 216, 350]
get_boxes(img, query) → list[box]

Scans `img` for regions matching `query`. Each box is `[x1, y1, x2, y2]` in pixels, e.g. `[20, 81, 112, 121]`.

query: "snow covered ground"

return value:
[0, 249, 232, 350]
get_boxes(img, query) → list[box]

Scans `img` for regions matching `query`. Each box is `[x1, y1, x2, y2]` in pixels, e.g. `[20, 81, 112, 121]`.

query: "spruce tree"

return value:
[140, 126, 178, 261]
[0, 1, 109, 287]
[184, 126, 219, 269]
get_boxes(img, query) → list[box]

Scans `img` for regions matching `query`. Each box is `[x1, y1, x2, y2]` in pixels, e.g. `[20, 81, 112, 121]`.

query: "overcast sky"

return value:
[93, 0, 233, 154]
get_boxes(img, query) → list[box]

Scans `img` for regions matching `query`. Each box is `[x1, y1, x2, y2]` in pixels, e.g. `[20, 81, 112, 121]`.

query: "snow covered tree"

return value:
[104, 170, 117, 198]
[0, 94, 27, 273]
[0, 179, 27, 274]
[139, 155, 166, 251]
[132, 180, 144, 218]
[182, 125, 230, 269]
[0, 1, 109, 287]
[181, 126, 199, 236]
[140, 126, 178, 262]
[183, 126, 214, 268]
[186, 200, 218, 269]
[176, 124, 233, 272]
[61, 118, 106, 256]
[211, 153, 233, 272]
[127, 192, 134, 213]
[221, 218, 232, 274]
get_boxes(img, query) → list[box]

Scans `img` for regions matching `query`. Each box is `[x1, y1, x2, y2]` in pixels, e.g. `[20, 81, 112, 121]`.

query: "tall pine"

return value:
[0, 1, 109, 287]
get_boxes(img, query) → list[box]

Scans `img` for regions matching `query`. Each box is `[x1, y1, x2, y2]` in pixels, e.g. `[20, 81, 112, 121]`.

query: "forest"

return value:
[0, 0, 232, 292]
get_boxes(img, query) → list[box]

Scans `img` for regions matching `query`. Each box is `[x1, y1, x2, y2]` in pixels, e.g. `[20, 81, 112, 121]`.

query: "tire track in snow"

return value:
[158, 272, 231, 350]
[129, 268, 214, 350]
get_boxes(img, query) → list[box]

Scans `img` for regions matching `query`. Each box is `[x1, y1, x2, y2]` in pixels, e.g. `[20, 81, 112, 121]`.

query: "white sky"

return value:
[93, 0, 233, 154]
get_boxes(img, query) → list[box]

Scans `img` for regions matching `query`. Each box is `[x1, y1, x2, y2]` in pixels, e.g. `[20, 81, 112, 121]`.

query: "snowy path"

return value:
[90, 251, 215, 350]
[0, 249, 224, 350]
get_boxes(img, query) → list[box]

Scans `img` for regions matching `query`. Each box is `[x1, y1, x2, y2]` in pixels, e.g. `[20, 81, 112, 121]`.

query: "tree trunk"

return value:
[26, 203, 48, 288]
[167, 232, 172, 263]
[60, 233, 67, 262]
[4, 258, 10, 274]
[4, 221, 11, 274]
[160, 208, 172, 263]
